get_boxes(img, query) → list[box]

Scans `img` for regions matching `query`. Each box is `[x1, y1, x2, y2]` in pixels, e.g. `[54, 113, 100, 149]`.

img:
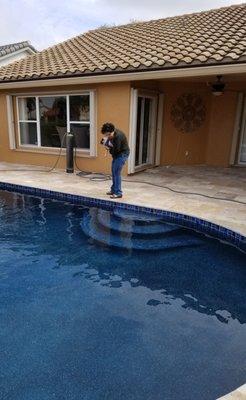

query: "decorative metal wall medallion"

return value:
[171, 93, 206, 133]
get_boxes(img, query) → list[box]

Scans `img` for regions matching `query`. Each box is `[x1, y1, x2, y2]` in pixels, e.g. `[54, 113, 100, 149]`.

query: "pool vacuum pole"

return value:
[66, 132, 74, 173]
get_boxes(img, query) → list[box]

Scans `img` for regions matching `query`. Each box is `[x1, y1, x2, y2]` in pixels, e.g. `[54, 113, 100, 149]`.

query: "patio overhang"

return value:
[0, 62, 246, 90]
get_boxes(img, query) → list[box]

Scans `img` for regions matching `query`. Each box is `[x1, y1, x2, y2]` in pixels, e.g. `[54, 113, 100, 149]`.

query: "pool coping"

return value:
[217, 383, 246, 399]
[0, 181, 245, 253]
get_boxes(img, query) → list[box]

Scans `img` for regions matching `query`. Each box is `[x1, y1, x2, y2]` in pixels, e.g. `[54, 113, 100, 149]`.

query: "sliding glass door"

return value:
[134, 94, 157, 170]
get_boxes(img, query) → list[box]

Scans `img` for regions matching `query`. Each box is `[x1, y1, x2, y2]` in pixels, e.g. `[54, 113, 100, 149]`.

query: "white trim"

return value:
[38, 93, 67, 98]
[128, 89, 159, 173]
[229, 93, 244, 165]
[66, 94, 70, 133]
[89, 90, 97, 157]
[138, 98, 145, 164]
[13, 147, 92, 158]
[38, 93, 90, 98]
[149, 95, 158, 165]
[14, 91, 96, 155]
[1, 63, 246, 90]
[155, 93, 164, 166]
[16, 96, 38, 146]
[10, 90, 92, 97]
[128, 88, 138, 174]
[70, 121, 90, 124]
[19, 120, 36, 123]
[19, 143, 39, 148]
[6, 95, 16, 149]
[36, 96, 41, 146]
[134, 92, 158, 170]
[237, 94, 246, 165]
[16, 96, 21, 146]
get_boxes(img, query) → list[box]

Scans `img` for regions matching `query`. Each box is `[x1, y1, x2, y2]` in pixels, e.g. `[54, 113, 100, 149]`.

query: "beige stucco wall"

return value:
[206, 81, 246, 166]
[0, 77, 245, 172]
[133, 78, 245, 167]
[0, 82, 131, 174]
[206, 92, 238, 166]
[159, 81, 211, 166]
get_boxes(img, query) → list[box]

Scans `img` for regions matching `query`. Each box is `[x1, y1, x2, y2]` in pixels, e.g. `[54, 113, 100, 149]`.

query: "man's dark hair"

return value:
[101, 122, 115, 134]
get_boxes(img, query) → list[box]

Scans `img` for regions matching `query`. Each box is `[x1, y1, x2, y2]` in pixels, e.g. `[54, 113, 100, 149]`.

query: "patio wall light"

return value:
[211, 75, 226, 96]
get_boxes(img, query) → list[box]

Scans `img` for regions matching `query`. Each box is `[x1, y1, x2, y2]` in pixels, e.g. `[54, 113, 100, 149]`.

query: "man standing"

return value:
[101, 122, 130, 199]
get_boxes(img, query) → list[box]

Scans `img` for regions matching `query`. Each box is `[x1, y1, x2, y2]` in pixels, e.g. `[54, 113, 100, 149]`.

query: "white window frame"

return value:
[6, 95, 16, 149]
[15, 90, 97, 157]
[16, 96, 38, 147]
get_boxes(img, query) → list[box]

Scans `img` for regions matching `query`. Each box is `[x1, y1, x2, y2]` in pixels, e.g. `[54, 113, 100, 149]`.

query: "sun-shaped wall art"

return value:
[170, 93, 206, 133]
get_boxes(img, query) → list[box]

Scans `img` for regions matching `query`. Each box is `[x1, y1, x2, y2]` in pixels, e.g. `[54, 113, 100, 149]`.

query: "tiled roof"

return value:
[0, 41, 36, 58]
[0, 3, 245, 83]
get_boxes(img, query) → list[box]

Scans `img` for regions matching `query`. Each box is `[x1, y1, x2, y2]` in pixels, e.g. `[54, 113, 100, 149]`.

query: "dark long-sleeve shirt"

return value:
[109, 129, 130, 159]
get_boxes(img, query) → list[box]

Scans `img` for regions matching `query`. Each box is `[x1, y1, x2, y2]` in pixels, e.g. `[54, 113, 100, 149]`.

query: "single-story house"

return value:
[0, 4, 245, 175]
[0, 41, 36, 67]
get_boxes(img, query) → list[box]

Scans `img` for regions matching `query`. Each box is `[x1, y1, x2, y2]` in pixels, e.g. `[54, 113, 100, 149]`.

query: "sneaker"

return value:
[110, 194, 122, 199]
[106, 191, 114, 195]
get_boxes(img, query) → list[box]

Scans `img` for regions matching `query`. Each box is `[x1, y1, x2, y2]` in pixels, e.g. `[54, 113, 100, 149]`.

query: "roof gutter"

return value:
[0, 62, 245, 90]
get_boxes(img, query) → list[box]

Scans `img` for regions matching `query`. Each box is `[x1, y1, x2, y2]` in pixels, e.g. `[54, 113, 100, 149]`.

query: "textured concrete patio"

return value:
[0, 162, 245, 237]
[218, 384, 246, 400]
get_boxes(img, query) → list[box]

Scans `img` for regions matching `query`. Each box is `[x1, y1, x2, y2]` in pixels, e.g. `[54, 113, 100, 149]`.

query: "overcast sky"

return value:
[0, 0, 243, 50]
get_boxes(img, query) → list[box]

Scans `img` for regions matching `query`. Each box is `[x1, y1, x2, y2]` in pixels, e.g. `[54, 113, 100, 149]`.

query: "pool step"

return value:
[113, 208, 164, 223]
[97, 208, 181, 236]
[81, 209, 203, 251]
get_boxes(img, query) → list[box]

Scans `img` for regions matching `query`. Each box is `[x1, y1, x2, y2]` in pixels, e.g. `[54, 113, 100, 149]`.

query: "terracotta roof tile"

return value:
[0, 3, 246, 82]
[226, 51, 242, 59]
[0, 41, 37, 58]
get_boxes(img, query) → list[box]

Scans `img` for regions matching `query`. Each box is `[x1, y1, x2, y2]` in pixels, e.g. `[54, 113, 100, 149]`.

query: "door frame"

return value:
[237, 93, 246, 165]
[128, 88, 164, 174]
[230, 92, 246, 166]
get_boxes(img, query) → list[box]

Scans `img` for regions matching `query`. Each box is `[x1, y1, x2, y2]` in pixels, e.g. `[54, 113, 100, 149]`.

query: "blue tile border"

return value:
[0, 181, 245, 253]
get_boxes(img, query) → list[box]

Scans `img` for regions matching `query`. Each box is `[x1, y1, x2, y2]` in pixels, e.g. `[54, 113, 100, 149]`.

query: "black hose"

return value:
[46, 133, 67, 172]
[0, 136, 245, 206]
[122, 178, 246, 206]
[74, 167, 246, 205]
[74, 141, 246, 206]
[74, 146, 111, 181]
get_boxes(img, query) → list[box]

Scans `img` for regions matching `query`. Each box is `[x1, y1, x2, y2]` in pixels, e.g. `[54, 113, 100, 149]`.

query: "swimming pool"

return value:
[0, 189, 245, 400]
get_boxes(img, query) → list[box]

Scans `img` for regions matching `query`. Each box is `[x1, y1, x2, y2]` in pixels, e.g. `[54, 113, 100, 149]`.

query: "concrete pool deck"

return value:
[218, 384, 246, 400]
[0, 162, 245, 399]
[0, 162, 245, 237]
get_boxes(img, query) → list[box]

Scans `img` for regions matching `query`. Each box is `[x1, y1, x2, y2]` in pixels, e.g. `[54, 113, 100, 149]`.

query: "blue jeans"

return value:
[111, 155, 128, 195]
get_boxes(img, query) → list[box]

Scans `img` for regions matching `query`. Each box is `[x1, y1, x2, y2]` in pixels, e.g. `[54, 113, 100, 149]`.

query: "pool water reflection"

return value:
[0, 190, 245, 400]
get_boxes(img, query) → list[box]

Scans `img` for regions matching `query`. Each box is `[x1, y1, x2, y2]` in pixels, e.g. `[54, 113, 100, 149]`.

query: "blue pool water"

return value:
[0, 190, 245, 400]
